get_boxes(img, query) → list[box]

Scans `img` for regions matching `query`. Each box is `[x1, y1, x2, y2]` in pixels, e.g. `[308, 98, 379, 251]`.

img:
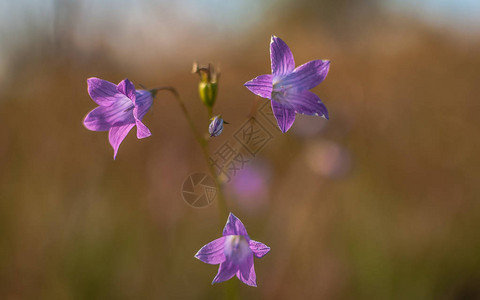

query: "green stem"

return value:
[152, 87, 228, 219]
[207, 106, 213, 120]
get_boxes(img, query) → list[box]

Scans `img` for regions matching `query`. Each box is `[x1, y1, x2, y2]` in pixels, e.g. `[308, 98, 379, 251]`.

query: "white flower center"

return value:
[224, 235, 251, 263]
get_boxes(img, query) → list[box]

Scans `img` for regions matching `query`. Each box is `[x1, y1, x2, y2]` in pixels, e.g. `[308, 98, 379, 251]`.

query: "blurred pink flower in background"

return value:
[304, 140, 351, 179]
[291, 115, 329, 138]
[226, 161, 271, 213]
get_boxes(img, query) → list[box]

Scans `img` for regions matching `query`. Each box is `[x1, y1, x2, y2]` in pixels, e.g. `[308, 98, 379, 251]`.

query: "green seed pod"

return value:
[198, 81, 218, 108]
[193, 62, 220, 110]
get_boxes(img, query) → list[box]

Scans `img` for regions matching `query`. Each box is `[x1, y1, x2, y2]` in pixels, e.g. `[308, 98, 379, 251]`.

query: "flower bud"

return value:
[209, 115, 224, 137]
[193, 62, 219, 108]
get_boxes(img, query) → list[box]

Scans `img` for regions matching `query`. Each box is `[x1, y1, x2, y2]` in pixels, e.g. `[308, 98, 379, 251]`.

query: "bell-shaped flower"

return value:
[195, 213, 270, 287]
[83, 77, 153, 159]
[244, 35, 330, 133]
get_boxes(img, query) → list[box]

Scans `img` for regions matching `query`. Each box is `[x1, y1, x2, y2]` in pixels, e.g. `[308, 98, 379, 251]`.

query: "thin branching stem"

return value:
[152, 87, 228, 220]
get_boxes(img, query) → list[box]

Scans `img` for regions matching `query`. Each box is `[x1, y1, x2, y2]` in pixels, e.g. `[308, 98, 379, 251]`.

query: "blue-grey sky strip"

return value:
[0, 0, 273, 79]
[1, 0, 479, 80]
[384, 0, 480, 32]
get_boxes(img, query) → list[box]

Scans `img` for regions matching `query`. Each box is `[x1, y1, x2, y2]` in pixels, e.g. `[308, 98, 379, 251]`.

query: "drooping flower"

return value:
[83, 77, 153, 159]
[209, 115, 224, 137]
[195, 213, 270, 287]
[244, 35, 330, 133]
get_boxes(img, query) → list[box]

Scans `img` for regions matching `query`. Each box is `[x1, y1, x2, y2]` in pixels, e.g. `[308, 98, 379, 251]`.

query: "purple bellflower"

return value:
[244, 35, 330, 133]
[195, 213, 270, 287]
[209, 115, 224, 137]
[83, 77, 153, 159]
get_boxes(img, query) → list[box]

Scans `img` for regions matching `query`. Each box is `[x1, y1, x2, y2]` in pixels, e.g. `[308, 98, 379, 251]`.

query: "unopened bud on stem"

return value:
[209, 115, 225, 137]
[193, 62, 220, 109]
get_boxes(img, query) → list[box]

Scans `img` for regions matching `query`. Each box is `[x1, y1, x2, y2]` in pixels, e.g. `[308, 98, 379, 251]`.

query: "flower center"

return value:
[224, 235, 250, 263]
[272, 80, 293, 104]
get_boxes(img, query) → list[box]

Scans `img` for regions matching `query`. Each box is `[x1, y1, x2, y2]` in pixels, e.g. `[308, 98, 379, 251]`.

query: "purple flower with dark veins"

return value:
[83, 77, 153, 159]
[195, 213, 270, 287]
[244, 35, 330, 133]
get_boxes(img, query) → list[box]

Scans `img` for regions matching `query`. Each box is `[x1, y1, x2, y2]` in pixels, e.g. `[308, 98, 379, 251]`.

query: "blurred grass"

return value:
[0, 0, 480, 299]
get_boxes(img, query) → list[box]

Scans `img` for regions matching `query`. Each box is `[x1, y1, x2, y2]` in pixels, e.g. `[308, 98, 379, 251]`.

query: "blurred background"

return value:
[1, 0, 479, 299]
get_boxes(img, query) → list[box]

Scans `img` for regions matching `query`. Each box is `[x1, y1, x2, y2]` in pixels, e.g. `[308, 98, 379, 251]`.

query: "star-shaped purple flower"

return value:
[244, 35, 330, 133]
[195, 213, 270, 287]
[83, 77, 153, 159]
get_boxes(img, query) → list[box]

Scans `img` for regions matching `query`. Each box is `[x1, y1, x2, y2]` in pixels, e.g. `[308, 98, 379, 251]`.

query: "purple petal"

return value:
[236, 254, 257, 287]
[195, 237, 226, 265]
[283, 90, 329, 119]
[212, 260, 238, 285]
[279, 60, 330, 92]
[223, 213, 249, 238]
[108, 123, 135, 159]
[135, 118, 152, 139]
[249, 240, 270, 258]
[134, 90, 154, 120]
[117, 79, 136, 103]
[83, 98, 135, 131]
[270, 35, 295, 79]
[244, 74, 273, 99]
[271, 101, 296, 133]
[87, 77, 125, 106]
